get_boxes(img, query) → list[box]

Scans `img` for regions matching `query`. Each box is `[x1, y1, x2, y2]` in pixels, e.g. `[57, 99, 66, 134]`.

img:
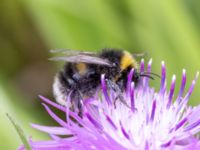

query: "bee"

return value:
[50, 48, 156, 112]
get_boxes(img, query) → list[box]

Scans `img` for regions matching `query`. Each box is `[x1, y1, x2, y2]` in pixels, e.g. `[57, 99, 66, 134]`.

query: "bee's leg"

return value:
[106, 79, 130, 108]
[76, 90, 84, 117]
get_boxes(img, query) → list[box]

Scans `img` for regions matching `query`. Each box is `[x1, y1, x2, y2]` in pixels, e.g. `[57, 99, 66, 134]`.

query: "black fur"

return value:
[57, 48, 140, 111]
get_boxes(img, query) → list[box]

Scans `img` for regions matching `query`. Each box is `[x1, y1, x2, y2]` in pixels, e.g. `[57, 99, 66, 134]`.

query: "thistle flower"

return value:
[19, 59, 200, 150]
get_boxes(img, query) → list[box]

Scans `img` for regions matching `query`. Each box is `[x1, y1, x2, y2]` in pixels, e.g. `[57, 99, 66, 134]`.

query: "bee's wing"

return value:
[132, 51, 147, 58]
[49, 54, 112, 66]
[50, 49, 96, 56]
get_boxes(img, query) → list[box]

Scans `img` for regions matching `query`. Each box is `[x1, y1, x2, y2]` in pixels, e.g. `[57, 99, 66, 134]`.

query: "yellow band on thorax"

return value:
[120, 51, 138, 71]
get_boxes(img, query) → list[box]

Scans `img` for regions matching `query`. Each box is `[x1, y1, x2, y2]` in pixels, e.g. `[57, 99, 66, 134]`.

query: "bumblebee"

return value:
[51, 48, 154, 112]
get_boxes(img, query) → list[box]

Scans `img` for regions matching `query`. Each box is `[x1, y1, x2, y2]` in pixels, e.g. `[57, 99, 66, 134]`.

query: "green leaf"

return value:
[6, 114, 31, 150]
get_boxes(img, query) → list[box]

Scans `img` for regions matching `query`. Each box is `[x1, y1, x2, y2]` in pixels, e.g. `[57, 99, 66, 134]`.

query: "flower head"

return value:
[19, 59, 200, 150]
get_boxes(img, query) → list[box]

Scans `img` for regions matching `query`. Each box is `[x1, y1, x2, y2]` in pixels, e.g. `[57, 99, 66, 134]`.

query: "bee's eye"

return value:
[133, 71, 140, 80]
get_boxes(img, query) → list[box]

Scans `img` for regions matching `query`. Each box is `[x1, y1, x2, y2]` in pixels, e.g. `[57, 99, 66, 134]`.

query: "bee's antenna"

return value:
[140, 74, 155, 80]
[141, 72, 160, 78]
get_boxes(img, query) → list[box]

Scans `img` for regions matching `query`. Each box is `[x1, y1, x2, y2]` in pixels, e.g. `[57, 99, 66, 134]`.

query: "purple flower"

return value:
[19, 59, 200, 150]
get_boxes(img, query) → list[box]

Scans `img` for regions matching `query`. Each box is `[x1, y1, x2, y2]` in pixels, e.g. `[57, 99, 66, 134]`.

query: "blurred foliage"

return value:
[0, 0, 200, 149]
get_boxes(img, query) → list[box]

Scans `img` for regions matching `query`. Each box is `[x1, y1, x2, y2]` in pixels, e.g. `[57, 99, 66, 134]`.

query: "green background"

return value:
[0, 0, 200, 149]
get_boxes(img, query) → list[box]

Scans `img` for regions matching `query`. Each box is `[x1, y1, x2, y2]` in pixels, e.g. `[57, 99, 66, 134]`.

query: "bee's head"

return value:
[100, 49, 140, 83]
